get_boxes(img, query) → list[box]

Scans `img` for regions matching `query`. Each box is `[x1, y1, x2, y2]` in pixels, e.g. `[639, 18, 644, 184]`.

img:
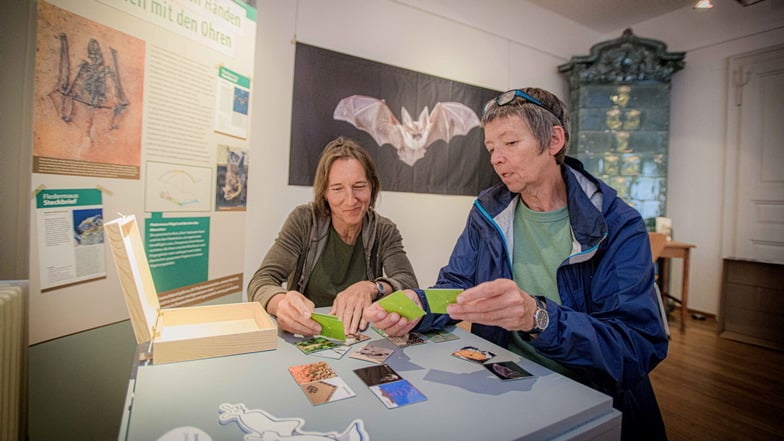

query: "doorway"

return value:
[722, 44, 784, 263]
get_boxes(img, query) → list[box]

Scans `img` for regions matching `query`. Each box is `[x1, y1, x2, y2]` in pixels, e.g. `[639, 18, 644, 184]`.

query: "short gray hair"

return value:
[481, 87, 571, 164]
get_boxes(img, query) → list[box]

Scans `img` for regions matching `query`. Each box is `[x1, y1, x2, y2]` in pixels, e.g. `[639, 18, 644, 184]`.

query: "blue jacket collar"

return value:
[475, 156, 609, 258]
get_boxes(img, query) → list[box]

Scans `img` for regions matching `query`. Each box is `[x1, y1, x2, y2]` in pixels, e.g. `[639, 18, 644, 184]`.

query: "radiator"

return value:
[0, 284, 25, 441]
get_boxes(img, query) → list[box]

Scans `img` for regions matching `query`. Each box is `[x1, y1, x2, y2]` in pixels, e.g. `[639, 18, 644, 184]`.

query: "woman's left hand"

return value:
[330, 281, 377, 335]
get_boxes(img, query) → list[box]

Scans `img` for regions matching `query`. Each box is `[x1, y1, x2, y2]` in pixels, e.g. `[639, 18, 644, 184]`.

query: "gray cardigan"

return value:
[248, 203, 419, 309]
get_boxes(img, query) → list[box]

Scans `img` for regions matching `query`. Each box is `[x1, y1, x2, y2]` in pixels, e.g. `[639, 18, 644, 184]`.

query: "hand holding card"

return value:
[376, 291, 426, 320]
[424, 288, 463, 314]
[377, 290, 426, 320]
[311, 313, 346, 341]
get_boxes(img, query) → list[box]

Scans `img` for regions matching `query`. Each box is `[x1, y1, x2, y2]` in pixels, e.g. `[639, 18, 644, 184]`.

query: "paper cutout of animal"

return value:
[218, 402, 369, 441]
[156, 426, 212, 441]
[334, 95, 480, 166]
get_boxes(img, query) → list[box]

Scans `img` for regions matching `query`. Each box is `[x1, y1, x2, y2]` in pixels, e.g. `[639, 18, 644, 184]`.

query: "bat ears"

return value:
[401, 107, 429, 127]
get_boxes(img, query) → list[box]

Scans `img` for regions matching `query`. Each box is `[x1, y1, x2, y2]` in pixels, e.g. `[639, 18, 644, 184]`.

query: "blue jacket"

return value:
[416, 157, 668, 440]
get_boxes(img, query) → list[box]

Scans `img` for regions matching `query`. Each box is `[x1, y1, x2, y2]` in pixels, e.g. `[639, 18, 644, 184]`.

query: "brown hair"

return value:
[481, 87, 571, 164]
[312, 136, 381, 217]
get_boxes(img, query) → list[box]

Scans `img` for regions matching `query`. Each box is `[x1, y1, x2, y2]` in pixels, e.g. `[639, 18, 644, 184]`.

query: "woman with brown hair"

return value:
[248, 136, 418, 336]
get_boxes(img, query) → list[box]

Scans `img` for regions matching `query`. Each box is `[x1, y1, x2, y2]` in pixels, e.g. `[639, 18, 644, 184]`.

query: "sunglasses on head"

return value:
[483, 89, 560, 123]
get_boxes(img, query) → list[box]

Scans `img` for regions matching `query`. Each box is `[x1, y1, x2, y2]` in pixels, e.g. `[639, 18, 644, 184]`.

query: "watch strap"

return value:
[528, 296, 548, 334]
[375, 280, 386, 299]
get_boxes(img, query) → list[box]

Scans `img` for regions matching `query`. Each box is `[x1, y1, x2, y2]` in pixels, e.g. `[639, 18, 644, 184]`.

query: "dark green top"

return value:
[304, 226, 367, 307]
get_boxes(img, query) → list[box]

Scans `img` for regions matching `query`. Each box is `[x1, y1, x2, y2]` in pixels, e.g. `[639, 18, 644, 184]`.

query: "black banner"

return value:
[289, 42, 501, 196]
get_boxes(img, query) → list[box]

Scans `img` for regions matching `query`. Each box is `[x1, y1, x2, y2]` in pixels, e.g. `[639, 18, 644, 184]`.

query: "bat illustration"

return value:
[334, 95, 480, 166]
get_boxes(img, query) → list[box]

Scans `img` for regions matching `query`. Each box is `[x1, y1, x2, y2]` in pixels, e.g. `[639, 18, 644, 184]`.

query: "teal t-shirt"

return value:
[304, 226, 367, 307]
[511, 199, 572, 304]
[509, 199, 578, 378]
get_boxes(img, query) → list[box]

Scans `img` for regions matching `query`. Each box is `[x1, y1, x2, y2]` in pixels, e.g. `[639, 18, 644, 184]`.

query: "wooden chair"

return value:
[649, 232, 667, 262]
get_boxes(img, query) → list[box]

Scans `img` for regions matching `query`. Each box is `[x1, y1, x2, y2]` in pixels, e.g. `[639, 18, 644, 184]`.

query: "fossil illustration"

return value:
[48, 33, 129, 138]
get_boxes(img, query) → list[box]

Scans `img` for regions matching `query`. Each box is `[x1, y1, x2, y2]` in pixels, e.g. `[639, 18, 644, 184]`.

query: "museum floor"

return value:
[650, 310, 784, 441]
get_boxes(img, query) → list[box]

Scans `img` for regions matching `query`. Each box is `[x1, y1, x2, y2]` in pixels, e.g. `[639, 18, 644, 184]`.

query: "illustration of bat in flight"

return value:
[334, 95, 480, 166]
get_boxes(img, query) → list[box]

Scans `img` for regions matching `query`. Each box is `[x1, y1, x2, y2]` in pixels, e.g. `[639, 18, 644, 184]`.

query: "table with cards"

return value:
[118, 308, 621, 441]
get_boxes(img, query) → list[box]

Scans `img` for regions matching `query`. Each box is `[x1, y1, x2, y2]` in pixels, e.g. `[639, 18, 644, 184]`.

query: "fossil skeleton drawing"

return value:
[48, 33, 129, 137]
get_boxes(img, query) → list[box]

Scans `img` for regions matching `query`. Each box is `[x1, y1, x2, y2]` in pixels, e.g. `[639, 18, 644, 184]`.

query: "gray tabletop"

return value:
[120, 322, 620, 441]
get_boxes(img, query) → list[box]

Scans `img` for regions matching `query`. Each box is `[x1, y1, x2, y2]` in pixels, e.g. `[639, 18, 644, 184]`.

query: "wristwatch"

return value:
[375, 281, 386, 300]
[527, 296, 549, 334]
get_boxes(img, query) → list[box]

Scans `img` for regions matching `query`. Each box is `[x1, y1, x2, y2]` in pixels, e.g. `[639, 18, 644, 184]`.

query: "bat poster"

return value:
[289, 42, 501, 196]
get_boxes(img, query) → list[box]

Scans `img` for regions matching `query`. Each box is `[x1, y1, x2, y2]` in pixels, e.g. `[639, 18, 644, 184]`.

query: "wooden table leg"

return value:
[658, 240, 696, 333]
[679, 249, 691, 333]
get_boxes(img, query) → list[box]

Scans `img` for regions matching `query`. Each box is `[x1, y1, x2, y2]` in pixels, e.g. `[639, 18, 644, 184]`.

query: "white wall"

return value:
[622, 0, 784, 314]
[243, 0, 784, 316]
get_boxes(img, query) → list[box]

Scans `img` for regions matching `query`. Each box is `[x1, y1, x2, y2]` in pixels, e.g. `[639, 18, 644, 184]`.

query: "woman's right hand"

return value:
[268, 291, 321, 336]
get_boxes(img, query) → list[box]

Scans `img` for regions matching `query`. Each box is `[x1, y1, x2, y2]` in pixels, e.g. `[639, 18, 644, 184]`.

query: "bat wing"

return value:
[425, 102, 480, 148]
[334, 95, 404, 148]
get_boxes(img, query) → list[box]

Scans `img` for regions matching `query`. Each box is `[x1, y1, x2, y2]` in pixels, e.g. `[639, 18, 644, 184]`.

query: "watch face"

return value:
[534, 309, 549, 332]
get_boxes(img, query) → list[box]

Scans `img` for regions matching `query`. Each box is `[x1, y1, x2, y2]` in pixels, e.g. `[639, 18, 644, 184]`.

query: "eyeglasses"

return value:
[483, 89, 560, 123]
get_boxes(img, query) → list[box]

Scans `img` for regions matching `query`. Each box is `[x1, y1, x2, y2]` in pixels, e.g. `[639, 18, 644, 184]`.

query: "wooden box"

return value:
[105, 215, 276, 364]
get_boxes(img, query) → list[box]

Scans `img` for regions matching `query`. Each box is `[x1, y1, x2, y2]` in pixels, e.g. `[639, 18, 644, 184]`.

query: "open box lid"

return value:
[105, 215, 160, 344]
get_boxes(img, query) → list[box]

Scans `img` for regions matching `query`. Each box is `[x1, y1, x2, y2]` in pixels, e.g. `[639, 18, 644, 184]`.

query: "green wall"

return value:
[28, 321, 136, 441]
